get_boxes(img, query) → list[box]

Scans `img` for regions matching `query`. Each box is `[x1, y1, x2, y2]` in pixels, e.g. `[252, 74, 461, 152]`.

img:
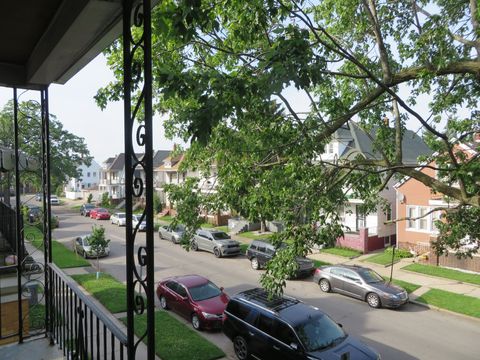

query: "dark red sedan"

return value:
[89, 208, 111, 220]
[156, 275, 229, 330]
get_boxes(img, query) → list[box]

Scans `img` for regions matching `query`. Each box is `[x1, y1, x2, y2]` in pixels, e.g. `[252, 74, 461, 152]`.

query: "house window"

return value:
[385, 205, 392, 221]
[87, 172, 90, 177]
[355, 205, 366, 231]
[326, 142, 334, 154]
[418, 207, 428, 230]
[430, 210, 441, 233]
[87, 183, 91, 188]
[406, 206, 416, 229]
[93, 172, 96, 177]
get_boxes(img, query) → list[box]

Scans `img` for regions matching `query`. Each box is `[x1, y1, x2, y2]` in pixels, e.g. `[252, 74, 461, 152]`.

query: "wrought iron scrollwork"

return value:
[123, 0, 154, 358]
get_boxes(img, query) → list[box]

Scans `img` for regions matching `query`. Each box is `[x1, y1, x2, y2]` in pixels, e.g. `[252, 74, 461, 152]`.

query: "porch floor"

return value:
[0, 337, 64, 360]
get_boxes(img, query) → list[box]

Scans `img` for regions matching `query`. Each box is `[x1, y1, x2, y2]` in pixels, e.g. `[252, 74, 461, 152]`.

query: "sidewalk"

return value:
[307, 251, 480, 300]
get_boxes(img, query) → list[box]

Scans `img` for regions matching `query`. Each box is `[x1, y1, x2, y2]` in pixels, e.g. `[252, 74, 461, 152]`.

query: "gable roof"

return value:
[337, 121, 432, 164]
[153, 150, 171, 168]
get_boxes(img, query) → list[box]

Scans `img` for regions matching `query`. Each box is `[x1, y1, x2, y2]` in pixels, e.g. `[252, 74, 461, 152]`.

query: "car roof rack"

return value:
[240, 288, 300, 313]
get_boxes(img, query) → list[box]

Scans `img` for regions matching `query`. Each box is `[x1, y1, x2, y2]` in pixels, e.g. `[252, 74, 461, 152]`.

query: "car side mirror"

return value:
[337, 323, 343, 328]
[290, 343, 300, 351]
[182, 296, 188, 301]
[220, 287, 224, 292]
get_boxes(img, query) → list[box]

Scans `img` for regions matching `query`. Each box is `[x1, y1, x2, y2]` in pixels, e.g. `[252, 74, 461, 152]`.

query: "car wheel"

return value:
[250, 257, 259, 270]
[171, 236, 176, 243]
[233, 335, 250, 360]
[366, 292, 381, 308]
[191, 313, 201, 330]
[82, 250, 88, 259]
[213, 248, 222, 258]
[159, 295, 169, 310]
[319, 279, 331, 293]
[191, 241, 198, 251]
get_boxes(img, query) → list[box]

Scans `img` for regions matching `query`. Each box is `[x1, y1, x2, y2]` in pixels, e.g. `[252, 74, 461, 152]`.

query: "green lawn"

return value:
[239, 243, 249, 254]
[29, 304, 46, 329]
[71, 273, 129, 313]
[25, 225, 90, 268]
[312, 259, 331, 268]
[321, 247, 362, 258]
[124, 311, 225, 360]
[157, 215, 174, 222]
[214, 226, 229, 232]
[403, 263, 480, 286]
[416, 289, 480, 318]
[238, 231, 272, 240]
[382, 278, 421, 294]
[365, 252, 403, 266]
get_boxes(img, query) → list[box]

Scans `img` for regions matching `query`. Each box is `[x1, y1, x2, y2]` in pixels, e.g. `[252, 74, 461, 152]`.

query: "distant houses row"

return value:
[65, 123, 480, 266]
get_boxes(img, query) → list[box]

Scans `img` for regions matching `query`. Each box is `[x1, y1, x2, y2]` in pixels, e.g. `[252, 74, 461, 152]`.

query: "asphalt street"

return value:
[52, 206, 480, 360]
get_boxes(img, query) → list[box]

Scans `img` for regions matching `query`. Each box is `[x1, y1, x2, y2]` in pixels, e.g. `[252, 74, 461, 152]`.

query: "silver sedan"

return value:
[158, 224, 185, 244]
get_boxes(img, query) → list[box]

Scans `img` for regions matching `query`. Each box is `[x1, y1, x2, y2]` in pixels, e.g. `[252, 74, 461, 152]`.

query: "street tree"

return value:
[88, 225, 110, 278]
[98, 0, 480, 293]
[0, 100, 92, 194]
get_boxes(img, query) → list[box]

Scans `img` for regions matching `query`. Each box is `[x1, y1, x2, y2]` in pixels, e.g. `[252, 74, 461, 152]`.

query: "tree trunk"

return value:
[260, 219, 267, 233]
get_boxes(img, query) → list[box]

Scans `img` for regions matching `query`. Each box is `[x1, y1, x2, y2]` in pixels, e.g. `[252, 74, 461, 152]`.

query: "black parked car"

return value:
[223, 288, 380, 360]
[246, 240, 314, 278]
[80, 203, 95, 217]
[313, 264, 408, 308]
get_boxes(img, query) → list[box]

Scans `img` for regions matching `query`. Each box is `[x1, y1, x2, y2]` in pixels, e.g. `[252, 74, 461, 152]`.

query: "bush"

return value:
[153, 192, 162, 214]
[384, 246, 413, 258]
[87, 194, 93, 204]
[100, 192, 110, 207]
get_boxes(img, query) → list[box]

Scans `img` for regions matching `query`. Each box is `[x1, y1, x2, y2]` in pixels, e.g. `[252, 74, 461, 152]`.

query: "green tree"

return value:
[0, 100, 92, 192]
[87, 193, 93, 204]
[98, 0, 480, 293]
[88, 225, 110, 277]
[100, 192, 110, 207]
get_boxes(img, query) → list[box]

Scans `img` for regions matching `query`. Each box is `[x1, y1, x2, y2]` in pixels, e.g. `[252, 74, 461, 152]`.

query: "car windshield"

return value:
[212, 232, 230, 240]
[173, 224, 185, 232]
[188, 281, 222, 301]
[117, 213, 125, 218]
[295, 314, 346, 352]
[85, 204, 95, 209]
[358, 269, 384, 283]
[98, 208, 108, 213]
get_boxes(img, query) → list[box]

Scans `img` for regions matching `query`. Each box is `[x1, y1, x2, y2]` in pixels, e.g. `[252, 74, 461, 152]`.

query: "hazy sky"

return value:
[0, 54, 177, 164]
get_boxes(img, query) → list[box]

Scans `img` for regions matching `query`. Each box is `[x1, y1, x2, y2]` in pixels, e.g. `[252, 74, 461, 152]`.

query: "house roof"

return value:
[153, 150, 171, 168]
[338, 121, 432, 164]
[156, 153, 184, 171]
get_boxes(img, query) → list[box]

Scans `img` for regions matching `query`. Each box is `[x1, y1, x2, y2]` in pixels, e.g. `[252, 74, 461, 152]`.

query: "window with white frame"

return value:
[406, 205, 441, 233]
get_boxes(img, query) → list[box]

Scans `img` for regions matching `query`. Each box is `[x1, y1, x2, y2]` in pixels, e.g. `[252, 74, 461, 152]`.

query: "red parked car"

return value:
[89, 208, 111, 220]
[157, 275, 229, 330]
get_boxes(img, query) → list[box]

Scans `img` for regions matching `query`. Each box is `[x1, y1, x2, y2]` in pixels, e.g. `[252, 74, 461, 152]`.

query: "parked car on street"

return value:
[191, 229, 241, 257]
[80, 203, 96, 217]
[158, 224, 185, 243]
[35, 193, 42, 201]
[111, 212, 126, 226]
[313, 264, 408, 308]
[89, 208, 111, 220]
[73, 234, 110, 259]
[157, 274, 229, 330]
[50, 195, 60, 205]
[27, 205, 42, 223]
[223, 288, 380, 360]
[132, 214, 146, 231]
[246, 240, 314, 278]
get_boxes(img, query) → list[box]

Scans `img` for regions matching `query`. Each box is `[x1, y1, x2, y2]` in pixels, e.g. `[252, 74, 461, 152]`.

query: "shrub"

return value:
[384, 246, 413, 258]
[87, 194, 93, 204]
[100, 192, 110, 207]
[153, 192, 162, 214]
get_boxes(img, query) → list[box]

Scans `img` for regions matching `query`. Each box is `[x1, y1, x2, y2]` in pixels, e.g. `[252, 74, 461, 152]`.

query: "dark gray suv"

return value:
[313, 264, 408, 308]
[246, 240, 314, 278]
[223, 288, 381, 360]
[192, 229, 241, 257]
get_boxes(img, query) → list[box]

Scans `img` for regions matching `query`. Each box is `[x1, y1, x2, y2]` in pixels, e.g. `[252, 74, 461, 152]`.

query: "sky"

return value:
[0, 54, 178, 165]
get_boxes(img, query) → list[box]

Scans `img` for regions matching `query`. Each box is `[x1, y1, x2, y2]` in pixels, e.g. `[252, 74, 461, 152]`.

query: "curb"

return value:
[408, 299, 480, 322]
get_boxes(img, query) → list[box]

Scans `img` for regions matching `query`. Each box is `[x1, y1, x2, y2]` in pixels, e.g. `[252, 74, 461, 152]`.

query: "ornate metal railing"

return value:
[123, 0, 155, 358]
[48, 263, 128, 359]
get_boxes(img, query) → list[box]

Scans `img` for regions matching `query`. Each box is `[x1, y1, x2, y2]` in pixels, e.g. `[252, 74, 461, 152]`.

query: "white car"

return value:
[132, 214, 147, 231]
[111, 212, 126, 226]
[459, 237, 479, 251]
[50, 195, 60, 205]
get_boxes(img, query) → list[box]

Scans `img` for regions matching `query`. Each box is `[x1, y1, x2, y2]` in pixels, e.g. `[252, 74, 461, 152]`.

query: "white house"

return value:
[318, 121, 431, 252]
[64, 160, 101, 199]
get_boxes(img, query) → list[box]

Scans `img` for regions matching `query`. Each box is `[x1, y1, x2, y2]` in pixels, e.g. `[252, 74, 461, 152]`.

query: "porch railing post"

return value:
[123, 1, 155, 359]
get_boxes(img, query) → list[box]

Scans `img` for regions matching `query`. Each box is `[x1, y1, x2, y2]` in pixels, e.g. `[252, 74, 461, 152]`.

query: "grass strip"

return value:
[312, 259, 331, 268]
[381, 277, 421, 294]
[321, 247, 362, 258]
[416, 289, 480, 318]
[71, 273, 128, 313]
[364, 252, 403, 265]
[214, 226, 229, 232]
[25, 225, 90, 268]
[124, 311, 225, 360]
[403, 263, 480, 286]
[238, 231, 272, 240]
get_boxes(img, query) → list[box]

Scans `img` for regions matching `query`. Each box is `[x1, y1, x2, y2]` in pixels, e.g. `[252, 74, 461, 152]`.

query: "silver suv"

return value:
[191, 229, 241, 257]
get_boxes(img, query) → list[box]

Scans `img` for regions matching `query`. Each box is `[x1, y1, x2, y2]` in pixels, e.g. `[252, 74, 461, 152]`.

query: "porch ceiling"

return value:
[0, 0, 123, 90]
